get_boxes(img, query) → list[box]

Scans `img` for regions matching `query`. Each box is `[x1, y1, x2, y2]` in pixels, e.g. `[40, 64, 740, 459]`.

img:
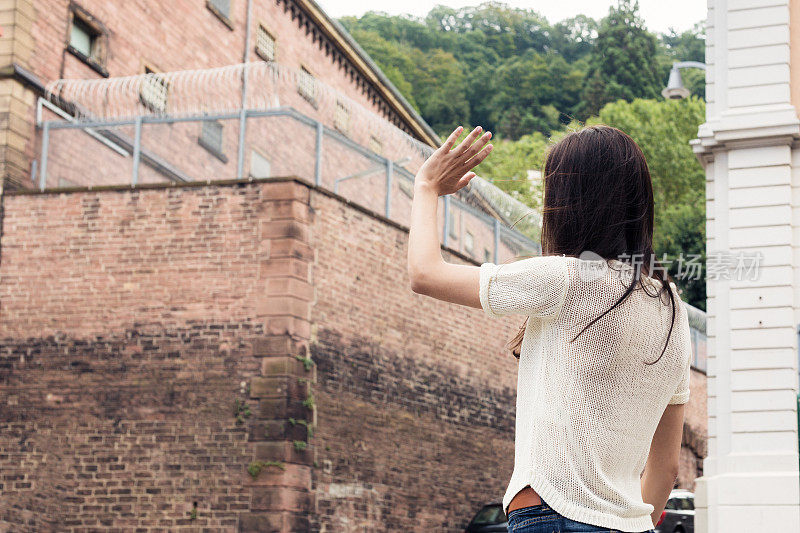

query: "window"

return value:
[448, 210, 457, 239]
[334, 100, 350, 135]
[207, 0, 233, 28]
[297, 67, 317, 106]
[67, 7, 108, 76]
[198, 120, 226, 162]
[484, 248, 491, 262]
[369, 136, 383, 155]
[250, 150, 271, 179]
[139, 67, 169, 113]
[256, 25, 276, 61]
[464, 230, 474, 254]
[70, 18, 95, 57]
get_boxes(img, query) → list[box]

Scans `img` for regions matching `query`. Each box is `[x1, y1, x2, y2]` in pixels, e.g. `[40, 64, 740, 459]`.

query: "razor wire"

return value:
[44, 61, 541, 240]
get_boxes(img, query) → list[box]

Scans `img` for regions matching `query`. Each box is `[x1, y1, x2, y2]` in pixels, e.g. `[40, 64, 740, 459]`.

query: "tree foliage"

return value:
[342, 2, 708, 307]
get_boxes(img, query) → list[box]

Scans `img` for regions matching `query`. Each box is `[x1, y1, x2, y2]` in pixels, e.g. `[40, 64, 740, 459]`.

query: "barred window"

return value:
[334, 100, 350, 135]
[198, 120, 226, 161]
[297, 67, 317, 106]
[369, 136, 383, 155]
[256, 25, 276, 61]
[464, 230, 474, 254]
[140, 67, 168, 113]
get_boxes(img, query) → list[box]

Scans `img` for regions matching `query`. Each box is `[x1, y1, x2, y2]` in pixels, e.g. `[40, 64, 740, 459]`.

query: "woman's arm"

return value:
[407, 125, 493, 308]
[641, 403, 685, 527]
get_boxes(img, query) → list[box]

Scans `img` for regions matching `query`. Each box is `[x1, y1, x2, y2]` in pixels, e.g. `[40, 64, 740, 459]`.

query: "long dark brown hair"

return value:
[506, 125, 676, 364]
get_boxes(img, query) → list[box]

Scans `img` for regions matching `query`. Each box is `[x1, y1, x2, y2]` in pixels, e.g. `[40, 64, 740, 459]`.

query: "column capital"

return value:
[692, 104, 800, 165]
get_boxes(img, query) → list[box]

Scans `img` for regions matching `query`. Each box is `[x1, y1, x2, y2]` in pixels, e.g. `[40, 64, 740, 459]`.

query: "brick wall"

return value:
[0, 179, 317, 532]
[307, 190, 521, 531]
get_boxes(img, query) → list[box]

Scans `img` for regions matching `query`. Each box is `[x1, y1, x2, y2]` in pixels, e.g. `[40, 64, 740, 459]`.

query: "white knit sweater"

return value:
[479, 255, 692, 533]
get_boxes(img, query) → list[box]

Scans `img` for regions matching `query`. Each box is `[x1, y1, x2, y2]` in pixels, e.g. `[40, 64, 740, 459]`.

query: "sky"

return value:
[318, 0, 706, 34]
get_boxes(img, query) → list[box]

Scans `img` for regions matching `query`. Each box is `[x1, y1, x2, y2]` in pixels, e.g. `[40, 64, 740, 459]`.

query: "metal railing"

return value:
[33, 60, 706, 353]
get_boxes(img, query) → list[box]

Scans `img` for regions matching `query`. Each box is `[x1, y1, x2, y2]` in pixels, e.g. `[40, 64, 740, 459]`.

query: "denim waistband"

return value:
[506, 501, 552, 520]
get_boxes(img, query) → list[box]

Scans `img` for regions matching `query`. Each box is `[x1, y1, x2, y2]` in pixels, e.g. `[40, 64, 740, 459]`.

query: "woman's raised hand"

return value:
[414, 125, 493, 196]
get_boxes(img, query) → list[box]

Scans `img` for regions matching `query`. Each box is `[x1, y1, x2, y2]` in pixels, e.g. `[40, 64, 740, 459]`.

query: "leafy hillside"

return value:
[340, 0, 704, 137]
[341, 1, 707, 308]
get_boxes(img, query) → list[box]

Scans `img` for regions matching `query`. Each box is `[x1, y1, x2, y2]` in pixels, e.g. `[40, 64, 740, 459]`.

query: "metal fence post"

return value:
[314, 121, 323, 186]
[39, 122, 50, 191]
[493, 218, 500, 264]
[132, 116, 143, 186]
[442, 195, 450, 247]
[385, 159, 393, 218]
[236, 108, 248, 179]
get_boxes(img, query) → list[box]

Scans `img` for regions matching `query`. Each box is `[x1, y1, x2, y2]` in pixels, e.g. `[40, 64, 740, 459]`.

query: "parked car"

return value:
[654, 489, 694, 533]
[464, 501, 507, 532]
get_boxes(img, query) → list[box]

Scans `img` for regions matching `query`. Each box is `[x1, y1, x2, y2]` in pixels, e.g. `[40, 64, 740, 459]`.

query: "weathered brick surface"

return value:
[307, 189, 522, 532]
[0, 179, 315, 532]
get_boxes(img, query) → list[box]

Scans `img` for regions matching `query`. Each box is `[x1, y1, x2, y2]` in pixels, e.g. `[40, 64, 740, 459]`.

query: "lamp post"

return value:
[661, 61, 707, 100]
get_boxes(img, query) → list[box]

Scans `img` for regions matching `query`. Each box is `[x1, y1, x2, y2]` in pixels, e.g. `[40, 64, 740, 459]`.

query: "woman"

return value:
[407, 124, 691, 533]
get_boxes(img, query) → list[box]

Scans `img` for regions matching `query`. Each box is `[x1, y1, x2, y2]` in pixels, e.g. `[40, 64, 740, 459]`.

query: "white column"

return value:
[693, 0, 800, 531]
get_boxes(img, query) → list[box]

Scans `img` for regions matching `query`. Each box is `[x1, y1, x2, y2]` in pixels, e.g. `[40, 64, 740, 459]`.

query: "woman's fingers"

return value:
[464, 143, 493, 169]
[439, 126, 464, 153]
[452, 126, 484, 156]
[454, 171, 477, 191]
[462, 131, 492, 162]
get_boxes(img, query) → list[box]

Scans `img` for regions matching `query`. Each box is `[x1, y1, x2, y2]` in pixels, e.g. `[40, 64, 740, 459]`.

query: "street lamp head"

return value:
[662, 67, 691, 100]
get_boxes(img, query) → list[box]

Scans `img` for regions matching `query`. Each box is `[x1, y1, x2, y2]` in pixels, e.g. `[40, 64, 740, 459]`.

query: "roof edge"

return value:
[296, 0, 442, 147]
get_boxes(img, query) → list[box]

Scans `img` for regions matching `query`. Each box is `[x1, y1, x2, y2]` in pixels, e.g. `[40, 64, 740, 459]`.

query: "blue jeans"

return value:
[505, 500, 656, 533]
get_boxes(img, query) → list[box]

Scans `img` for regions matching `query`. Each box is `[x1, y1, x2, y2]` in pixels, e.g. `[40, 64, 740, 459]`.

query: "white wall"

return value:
[693, 0, 800, 531]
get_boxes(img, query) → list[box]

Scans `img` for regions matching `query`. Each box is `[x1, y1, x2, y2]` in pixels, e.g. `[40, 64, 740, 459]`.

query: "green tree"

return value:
[579, 0, 662, 117]
[473, 131, 550, 209]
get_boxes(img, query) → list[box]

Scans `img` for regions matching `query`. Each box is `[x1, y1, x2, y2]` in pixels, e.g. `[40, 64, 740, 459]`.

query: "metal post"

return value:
[442, 195, 450, 247]
[237, 0, 253, 180]
[314, 122, 323, 185]
[385, 159, 393, 218]
[132, 116, 143, 186]
[237, 108, 248, 179]
[493, 218, 500, 264]
[39, 122, 50, 191]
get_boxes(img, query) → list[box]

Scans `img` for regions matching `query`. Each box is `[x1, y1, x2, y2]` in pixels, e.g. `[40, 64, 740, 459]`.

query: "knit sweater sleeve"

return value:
[478, 255, 569, 319]
[668, 298, 692, 405]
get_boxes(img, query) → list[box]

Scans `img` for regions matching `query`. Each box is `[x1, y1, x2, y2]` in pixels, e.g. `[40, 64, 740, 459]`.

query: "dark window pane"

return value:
[665, 499, 677, 510]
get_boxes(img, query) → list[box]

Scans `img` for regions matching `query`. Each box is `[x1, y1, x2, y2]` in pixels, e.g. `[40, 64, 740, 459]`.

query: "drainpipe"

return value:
[236, 0, 254, 179]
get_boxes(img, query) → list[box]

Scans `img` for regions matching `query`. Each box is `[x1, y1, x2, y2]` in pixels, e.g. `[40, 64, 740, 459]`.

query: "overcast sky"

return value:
[318, 0, 706, 34]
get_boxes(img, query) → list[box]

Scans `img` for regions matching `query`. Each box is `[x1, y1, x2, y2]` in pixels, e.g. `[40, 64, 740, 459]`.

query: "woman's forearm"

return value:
[407, 183, 444, 286]
[641, 465, 678, 527]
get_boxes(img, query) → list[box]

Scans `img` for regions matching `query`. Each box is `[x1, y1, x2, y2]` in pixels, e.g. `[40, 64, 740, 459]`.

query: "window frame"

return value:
[65, 4, 109, 77]
[448, 209, 458, 239]
[255, 23, 276, 62]
[139, 65, 169, 114]
[206, 0, 234, 30]
[334, 100, 351, 136]
[464, 229, 475, 255]
[198, 119, 227, 163]
[297, 65, 318, 108]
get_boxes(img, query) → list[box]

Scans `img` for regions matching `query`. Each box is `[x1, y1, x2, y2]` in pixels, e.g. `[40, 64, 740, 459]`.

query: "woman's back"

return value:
[479, 255, 692, 532]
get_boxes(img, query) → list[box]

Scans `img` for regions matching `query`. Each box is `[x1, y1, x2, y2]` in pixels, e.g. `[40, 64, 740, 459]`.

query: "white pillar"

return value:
[693, 1, 800, 531]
